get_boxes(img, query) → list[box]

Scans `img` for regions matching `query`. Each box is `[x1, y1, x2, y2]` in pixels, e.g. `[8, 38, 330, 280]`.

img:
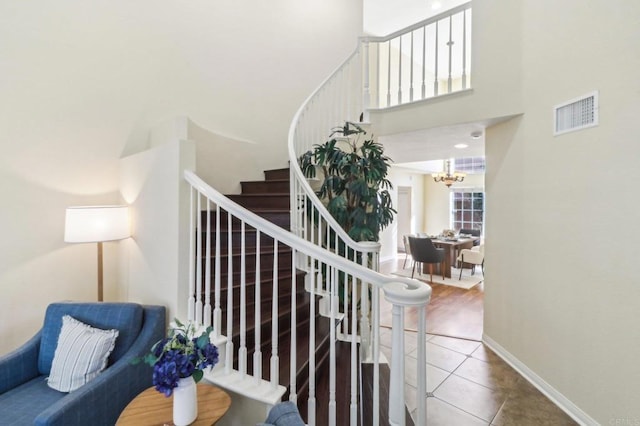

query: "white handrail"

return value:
[183, 6, 477, 423]
[287, 2, 473, 256]
[186, 171, 419, 290]
[185, 169, 431, 425]
[287, 46, 379, 258]
[362, 1, 472, 108]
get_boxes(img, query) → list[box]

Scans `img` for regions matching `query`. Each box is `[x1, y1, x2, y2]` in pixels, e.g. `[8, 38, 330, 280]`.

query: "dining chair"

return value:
[459, 228, 481, 246]
[408, 237, 445, 283]
[456, 243, 485, 280]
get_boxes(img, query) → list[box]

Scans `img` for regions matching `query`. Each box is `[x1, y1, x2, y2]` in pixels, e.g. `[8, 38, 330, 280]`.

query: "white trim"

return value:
[482, 334, 599, 426]
[448, 186, 483, 193]
[368, 88, 474, 113]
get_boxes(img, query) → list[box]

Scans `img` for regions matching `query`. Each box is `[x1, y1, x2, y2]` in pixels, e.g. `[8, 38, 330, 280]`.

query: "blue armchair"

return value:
[0, 302, 166, 426]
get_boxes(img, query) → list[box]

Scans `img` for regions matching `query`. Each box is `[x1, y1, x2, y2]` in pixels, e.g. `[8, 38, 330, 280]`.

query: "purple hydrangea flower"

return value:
[143, 320, 219, 397]
[197, 343, 219, 370]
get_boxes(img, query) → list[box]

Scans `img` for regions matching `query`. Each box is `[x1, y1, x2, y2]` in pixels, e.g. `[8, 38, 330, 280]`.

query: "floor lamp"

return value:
[64, 206, 130, 302]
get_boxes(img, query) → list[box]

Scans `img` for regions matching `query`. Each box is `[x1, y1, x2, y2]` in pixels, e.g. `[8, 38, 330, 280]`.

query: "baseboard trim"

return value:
[482, 334, 598, 426]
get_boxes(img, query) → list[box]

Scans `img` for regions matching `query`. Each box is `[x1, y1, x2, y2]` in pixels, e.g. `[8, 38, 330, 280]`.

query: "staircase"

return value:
[186, 164, 429, 425]
[206, 167, 357, 424]
[186, 11, 457, 420]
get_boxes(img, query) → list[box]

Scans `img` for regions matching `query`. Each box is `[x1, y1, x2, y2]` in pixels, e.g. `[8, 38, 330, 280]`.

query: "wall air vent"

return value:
[553, 91, 599, 136]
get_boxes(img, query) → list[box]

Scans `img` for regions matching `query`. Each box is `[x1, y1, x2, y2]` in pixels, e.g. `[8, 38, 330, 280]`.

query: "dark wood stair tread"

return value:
[240, 180, 291, 194]
[361, 362, 415, 426]
[250, 315, 335, 391]
[241, 179, 289, 184]
[264, 168, 290, 180]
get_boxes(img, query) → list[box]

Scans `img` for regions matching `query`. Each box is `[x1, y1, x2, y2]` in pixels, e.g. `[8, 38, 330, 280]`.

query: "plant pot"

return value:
[173, 376, 197, 425]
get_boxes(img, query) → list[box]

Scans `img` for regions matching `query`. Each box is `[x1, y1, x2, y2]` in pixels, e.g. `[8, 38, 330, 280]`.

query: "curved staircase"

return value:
[206, 168, 357, 424]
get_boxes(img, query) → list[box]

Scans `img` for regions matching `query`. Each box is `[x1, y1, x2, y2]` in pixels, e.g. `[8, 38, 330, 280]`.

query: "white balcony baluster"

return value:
[447, 16, 453, 93]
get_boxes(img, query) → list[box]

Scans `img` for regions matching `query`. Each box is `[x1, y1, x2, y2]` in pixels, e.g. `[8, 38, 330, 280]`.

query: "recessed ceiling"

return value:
[380, 122, 485, 173]
[379, 116, 514, 173]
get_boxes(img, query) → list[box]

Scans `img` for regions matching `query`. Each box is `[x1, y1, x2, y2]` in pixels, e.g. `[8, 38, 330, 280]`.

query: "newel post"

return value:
[383, 280, 432, 426]
[389, 303, 405, 426]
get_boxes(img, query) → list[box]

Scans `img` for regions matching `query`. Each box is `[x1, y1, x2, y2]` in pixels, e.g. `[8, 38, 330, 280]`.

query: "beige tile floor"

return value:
[379, 328, 578, 425]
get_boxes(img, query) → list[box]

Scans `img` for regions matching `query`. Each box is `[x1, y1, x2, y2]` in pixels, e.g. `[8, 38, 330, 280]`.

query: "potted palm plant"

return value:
[299, 121, 395, 243]
[299, 121, 396, 318]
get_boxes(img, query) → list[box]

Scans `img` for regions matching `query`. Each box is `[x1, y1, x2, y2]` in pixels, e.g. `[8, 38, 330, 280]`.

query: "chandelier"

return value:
[432, 159, 465, 187]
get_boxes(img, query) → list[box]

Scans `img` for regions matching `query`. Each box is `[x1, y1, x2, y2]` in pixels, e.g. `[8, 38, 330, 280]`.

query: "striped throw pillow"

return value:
[47, 315, 119, 392]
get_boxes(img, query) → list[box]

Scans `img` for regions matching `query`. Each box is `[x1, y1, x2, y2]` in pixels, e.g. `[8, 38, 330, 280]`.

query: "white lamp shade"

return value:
[65, 206, 131, 243]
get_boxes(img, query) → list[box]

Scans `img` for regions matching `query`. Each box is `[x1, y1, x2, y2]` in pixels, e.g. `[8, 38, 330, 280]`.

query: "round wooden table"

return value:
[117, 382, 231, 425]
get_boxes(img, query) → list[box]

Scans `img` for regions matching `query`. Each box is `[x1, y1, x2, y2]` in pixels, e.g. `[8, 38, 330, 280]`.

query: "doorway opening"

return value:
[396, 186, 412, 252]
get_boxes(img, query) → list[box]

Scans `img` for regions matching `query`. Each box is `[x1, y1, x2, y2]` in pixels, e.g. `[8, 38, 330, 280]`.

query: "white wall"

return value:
[483, 1, 640, 423]
[119, 128, 195, 322]
[0, 0, 363, 354]
[423, 173, 484, 235]
[368, 0, 640, 422]
[190, 119, 270, 195]
[379, 167, 425, 261]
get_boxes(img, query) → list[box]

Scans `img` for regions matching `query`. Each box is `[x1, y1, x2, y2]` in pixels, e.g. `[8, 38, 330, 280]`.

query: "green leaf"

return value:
[192, 369, 204, 383]
[196, 333, 209, 349]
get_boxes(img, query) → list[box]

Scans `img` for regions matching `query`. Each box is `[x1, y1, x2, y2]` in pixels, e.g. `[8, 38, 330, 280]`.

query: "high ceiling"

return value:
[364, 0, 469, 36]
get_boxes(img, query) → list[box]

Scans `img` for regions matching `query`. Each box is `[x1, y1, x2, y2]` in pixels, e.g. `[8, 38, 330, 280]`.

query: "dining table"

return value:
[430, 237, 479, 278]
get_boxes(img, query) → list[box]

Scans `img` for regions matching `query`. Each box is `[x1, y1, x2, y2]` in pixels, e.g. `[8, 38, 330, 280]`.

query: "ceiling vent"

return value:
[553, 91, 599, 136]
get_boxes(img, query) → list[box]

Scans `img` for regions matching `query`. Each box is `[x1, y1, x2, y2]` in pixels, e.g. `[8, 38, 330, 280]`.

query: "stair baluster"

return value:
[185, 170, 430, 425]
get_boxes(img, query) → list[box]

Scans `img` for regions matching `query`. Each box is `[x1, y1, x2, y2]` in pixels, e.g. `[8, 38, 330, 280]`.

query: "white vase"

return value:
[173, 376, 198, 426]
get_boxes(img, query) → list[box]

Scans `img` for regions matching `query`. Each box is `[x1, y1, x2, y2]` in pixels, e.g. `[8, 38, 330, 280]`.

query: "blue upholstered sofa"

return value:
[0, 302, 166, 426]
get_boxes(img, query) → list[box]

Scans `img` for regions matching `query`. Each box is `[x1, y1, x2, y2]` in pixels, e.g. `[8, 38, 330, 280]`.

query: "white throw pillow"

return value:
[47, 315, 119, 392]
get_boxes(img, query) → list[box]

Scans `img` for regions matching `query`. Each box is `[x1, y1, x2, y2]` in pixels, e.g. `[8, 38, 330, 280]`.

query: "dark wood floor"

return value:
[380, 259, 484, 341]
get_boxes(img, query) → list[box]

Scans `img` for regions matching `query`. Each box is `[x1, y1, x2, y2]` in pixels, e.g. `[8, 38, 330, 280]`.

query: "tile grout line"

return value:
[488, 399, 508, 425]
[432, 396, 492, 425]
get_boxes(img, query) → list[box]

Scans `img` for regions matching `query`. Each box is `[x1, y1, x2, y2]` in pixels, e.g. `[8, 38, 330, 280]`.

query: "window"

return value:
[454, 157, 485, 174]
[451, 190, 484, 233]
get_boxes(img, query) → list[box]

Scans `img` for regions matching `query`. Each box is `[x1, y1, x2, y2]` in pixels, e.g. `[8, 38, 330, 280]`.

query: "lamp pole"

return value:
[97, 241, 104, 302]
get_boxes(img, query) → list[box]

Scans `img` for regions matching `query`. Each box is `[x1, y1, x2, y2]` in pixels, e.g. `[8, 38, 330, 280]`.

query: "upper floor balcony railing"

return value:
[363, 2, 472, 110]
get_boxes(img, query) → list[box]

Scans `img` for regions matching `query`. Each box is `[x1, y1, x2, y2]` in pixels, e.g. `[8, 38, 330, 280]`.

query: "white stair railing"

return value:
[363, 2, 472, 108]
[288, 46, 385, 364]
[284, 7, 472, 424]
[288, 4, 473, 293]
[186, 7, 475, 423]
[184, 170, 431, 426]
